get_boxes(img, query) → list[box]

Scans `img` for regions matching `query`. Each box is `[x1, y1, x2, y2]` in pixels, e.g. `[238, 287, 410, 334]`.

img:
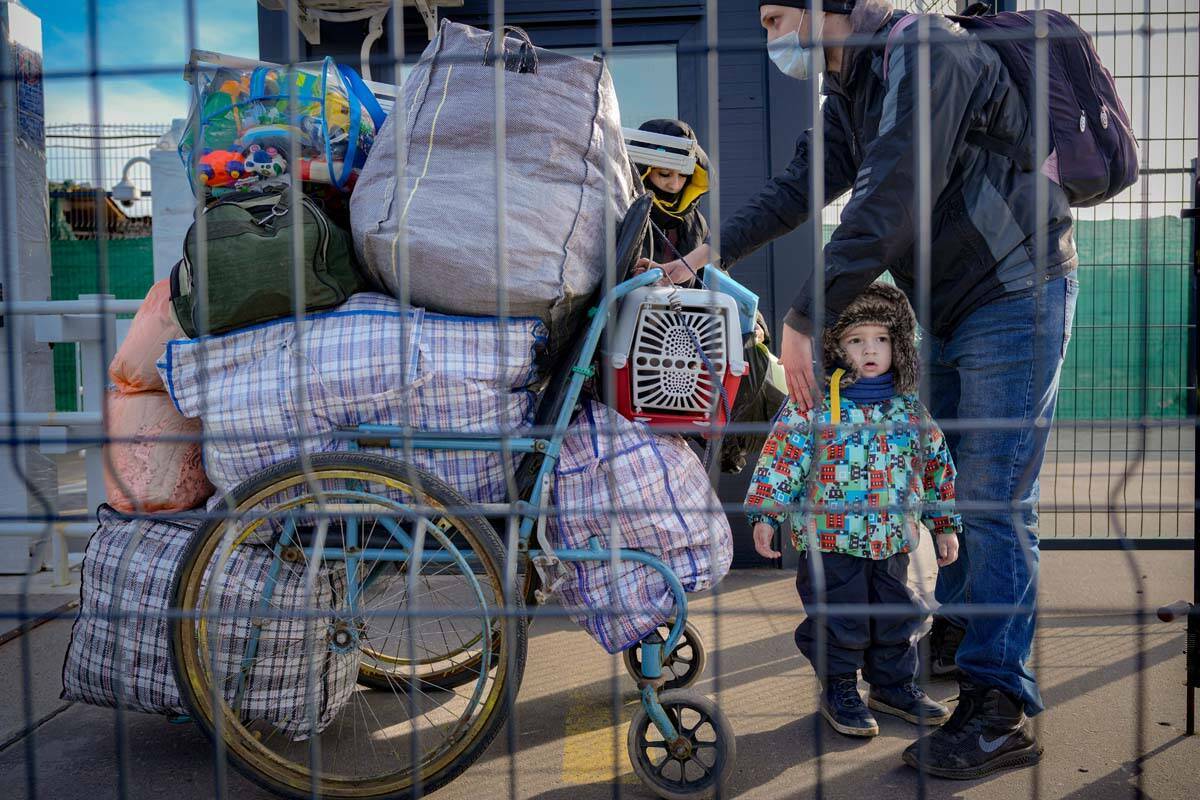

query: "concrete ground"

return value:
[0, 549, 1195, 800]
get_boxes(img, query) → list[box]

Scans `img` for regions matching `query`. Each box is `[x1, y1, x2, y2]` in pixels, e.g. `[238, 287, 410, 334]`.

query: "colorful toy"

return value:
[216, 75, 250, 104]
[241, 144, 287, 179]
[180, 57, 385, 194]
[196, 149, 246, 188]
[191, 94, 241, 152]
[298, 157, 345, 185]
[240, 124, 314, 155]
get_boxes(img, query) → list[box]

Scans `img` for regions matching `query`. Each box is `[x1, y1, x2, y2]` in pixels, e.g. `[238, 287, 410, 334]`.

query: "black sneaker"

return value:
[923, 616, 965, 678]
[820, 674, 879, 737]
[868, 681, 952, 726]
[902, 681, 1043, 779]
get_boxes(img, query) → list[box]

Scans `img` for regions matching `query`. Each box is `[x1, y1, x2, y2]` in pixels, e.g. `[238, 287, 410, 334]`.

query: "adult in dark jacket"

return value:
[643, 0, 1079, 780]
[634, 118, 711, 263]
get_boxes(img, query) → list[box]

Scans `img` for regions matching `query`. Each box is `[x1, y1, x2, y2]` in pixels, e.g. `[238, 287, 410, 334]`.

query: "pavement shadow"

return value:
[478, 625, 795, 762]
[1052, 733, 1193, 800]
[523, 781, 642, 800]
[734, 711, 884, 765]
[519, 714, 878, 800]
[725, 713, 939, 797]
[481, 615, 1183, 781]
[1042, 636, 1180, 708]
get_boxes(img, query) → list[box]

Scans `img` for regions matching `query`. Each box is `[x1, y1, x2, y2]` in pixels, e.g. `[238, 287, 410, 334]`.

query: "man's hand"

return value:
[935, 532, 960, 567]
[632, 257, 696, 285]
[632, 244, 712, 285]
[780, 323, 820, 412]
[753, 522, 782, 560]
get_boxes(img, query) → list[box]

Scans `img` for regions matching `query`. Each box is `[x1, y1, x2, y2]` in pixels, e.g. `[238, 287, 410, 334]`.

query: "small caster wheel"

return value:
[627, 689, 736, 800]
[624, 619, 707, 690]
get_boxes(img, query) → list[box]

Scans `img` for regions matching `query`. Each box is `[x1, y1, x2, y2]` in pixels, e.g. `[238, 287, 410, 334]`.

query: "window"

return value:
[557, 45, 678, 128]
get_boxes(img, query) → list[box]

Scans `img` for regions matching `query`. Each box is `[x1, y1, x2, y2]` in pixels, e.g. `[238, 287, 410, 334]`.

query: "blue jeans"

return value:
[923, 274, 1078, 716]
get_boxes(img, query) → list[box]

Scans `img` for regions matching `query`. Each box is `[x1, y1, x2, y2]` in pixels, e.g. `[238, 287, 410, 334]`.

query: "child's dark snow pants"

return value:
[793, 550, 926, 686]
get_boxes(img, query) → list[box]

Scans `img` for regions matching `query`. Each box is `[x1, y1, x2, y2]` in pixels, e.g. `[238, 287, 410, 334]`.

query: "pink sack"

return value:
[103, 389, 213, 513]
[109, 280, 184, 393]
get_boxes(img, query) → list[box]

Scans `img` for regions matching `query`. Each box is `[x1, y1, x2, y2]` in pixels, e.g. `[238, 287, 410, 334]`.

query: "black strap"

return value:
[484, 25, 538, 75]
[960, 2, 993, 17]
[965, 129, 1034, 169]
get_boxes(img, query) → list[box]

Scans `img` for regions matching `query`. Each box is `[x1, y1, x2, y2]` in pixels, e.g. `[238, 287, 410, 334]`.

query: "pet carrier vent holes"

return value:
[631, 307, 728, 415]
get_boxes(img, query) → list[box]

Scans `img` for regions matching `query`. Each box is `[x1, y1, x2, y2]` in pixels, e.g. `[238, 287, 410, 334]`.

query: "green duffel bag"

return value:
[171, 189, 372, 337]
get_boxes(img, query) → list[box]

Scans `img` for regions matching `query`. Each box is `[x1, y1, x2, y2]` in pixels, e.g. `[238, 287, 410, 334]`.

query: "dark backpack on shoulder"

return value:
[888, 9, 1138, 208]
[171, 188, 373, 337]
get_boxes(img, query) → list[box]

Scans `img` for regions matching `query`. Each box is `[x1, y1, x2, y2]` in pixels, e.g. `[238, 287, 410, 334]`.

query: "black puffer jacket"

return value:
[719, 12, 1077, 337]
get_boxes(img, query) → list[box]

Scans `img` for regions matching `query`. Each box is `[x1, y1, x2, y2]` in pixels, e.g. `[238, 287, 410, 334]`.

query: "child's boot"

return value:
[868, 681, 952, 725]
[924, 616, 965, 678]
[820, 675, 879, 737]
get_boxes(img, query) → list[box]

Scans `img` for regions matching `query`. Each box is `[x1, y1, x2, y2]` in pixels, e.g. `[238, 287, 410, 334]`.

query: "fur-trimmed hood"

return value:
[823, 282, 919, 395]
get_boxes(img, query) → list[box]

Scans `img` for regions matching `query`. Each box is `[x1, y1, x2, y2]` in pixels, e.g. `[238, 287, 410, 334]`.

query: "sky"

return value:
[24, 0, 259, 126]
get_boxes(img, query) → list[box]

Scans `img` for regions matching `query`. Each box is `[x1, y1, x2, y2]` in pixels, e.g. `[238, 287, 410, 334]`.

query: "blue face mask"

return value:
[767, 11, 824, 81]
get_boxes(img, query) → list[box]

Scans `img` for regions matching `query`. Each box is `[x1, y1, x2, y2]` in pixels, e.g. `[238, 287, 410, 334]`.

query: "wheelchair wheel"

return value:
[170, 453, 526, 800]
[356, 550, 535, 693]
[624, 619, 707, 690]
[354, 561, 498, 693]
[627, 690, 736, 800]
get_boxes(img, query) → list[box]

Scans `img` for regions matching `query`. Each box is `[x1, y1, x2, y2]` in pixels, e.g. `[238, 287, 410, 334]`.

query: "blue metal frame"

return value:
[233, 270, 689, 747]
[342, 270, 691, 655]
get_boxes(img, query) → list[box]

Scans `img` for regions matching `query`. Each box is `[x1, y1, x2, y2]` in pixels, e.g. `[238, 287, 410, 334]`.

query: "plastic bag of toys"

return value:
[179, 56, 386, 196]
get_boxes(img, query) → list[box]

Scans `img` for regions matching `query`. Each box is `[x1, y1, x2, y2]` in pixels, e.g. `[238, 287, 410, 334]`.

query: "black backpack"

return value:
[888, 9, 1139, 207]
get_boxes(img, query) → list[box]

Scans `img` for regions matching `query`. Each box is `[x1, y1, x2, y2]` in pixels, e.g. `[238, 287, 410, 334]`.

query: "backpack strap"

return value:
[882, 13, 919, 81]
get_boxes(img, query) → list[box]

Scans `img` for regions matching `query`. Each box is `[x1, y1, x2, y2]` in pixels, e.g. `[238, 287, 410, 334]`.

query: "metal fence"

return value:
[0, 2, 1196, 800]
[46, 123, 163, 226]
[46, 124, 165, 413]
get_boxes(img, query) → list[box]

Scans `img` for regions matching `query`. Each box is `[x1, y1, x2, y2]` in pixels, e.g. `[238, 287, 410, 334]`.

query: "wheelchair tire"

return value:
[624, 619, 707, 691]
[170, 452, 527, 800]
[628, 689, 736, 800]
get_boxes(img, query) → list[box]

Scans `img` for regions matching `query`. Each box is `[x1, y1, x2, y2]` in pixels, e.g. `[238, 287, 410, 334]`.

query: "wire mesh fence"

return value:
[0, 2, 1196, 800]
[45, 124, 164, 411]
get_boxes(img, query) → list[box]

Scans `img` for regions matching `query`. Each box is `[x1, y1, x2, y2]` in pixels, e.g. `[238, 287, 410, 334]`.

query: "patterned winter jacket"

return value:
[745, 392, 962, 560]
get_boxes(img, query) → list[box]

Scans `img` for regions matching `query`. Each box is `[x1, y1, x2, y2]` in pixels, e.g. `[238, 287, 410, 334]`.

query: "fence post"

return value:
[149, 123, 193, 283]
[0, 0, 56, 575]
[31, 294, 117, 523]
[72, 294, 115, 516]
[1187, 158, 1200, 735]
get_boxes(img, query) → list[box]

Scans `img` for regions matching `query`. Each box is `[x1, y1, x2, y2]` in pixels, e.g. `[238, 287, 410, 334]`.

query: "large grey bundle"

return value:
[351, 21, 635, 340]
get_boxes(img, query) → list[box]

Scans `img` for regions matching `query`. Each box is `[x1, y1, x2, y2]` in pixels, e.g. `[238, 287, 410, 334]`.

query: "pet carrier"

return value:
[607, 285, 748, 429]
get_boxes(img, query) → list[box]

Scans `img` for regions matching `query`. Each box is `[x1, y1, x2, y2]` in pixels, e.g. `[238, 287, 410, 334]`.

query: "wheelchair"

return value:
[167, 195, 736, 799]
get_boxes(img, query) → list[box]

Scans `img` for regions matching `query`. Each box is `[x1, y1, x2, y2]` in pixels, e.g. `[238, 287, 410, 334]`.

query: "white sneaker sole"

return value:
[820, 704, 879, 737]
[868, 696, 952, 726]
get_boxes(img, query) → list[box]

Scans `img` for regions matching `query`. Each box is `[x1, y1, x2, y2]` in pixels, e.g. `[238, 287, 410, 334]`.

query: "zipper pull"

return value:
[254, 201, 289, 228]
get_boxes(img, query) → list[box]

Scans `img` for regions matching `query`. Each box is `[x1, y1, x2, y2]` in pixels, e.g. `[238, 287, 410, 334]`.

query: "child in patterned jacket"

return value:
[745, 282, 962, 739]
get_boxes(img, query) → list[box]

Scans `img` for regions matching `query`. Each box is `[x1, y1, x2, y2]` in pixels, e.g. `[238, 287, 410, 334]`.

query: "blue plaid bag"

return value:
[62, 506, 358, 739]
[549, 401, 732, 653]
[160, 293, 546, 505]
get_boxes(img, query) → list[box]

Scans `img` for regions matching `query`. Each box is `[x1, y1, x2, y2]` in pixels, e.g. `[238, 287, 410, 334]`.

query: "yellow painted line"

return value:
[560, 687, 638, 785]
